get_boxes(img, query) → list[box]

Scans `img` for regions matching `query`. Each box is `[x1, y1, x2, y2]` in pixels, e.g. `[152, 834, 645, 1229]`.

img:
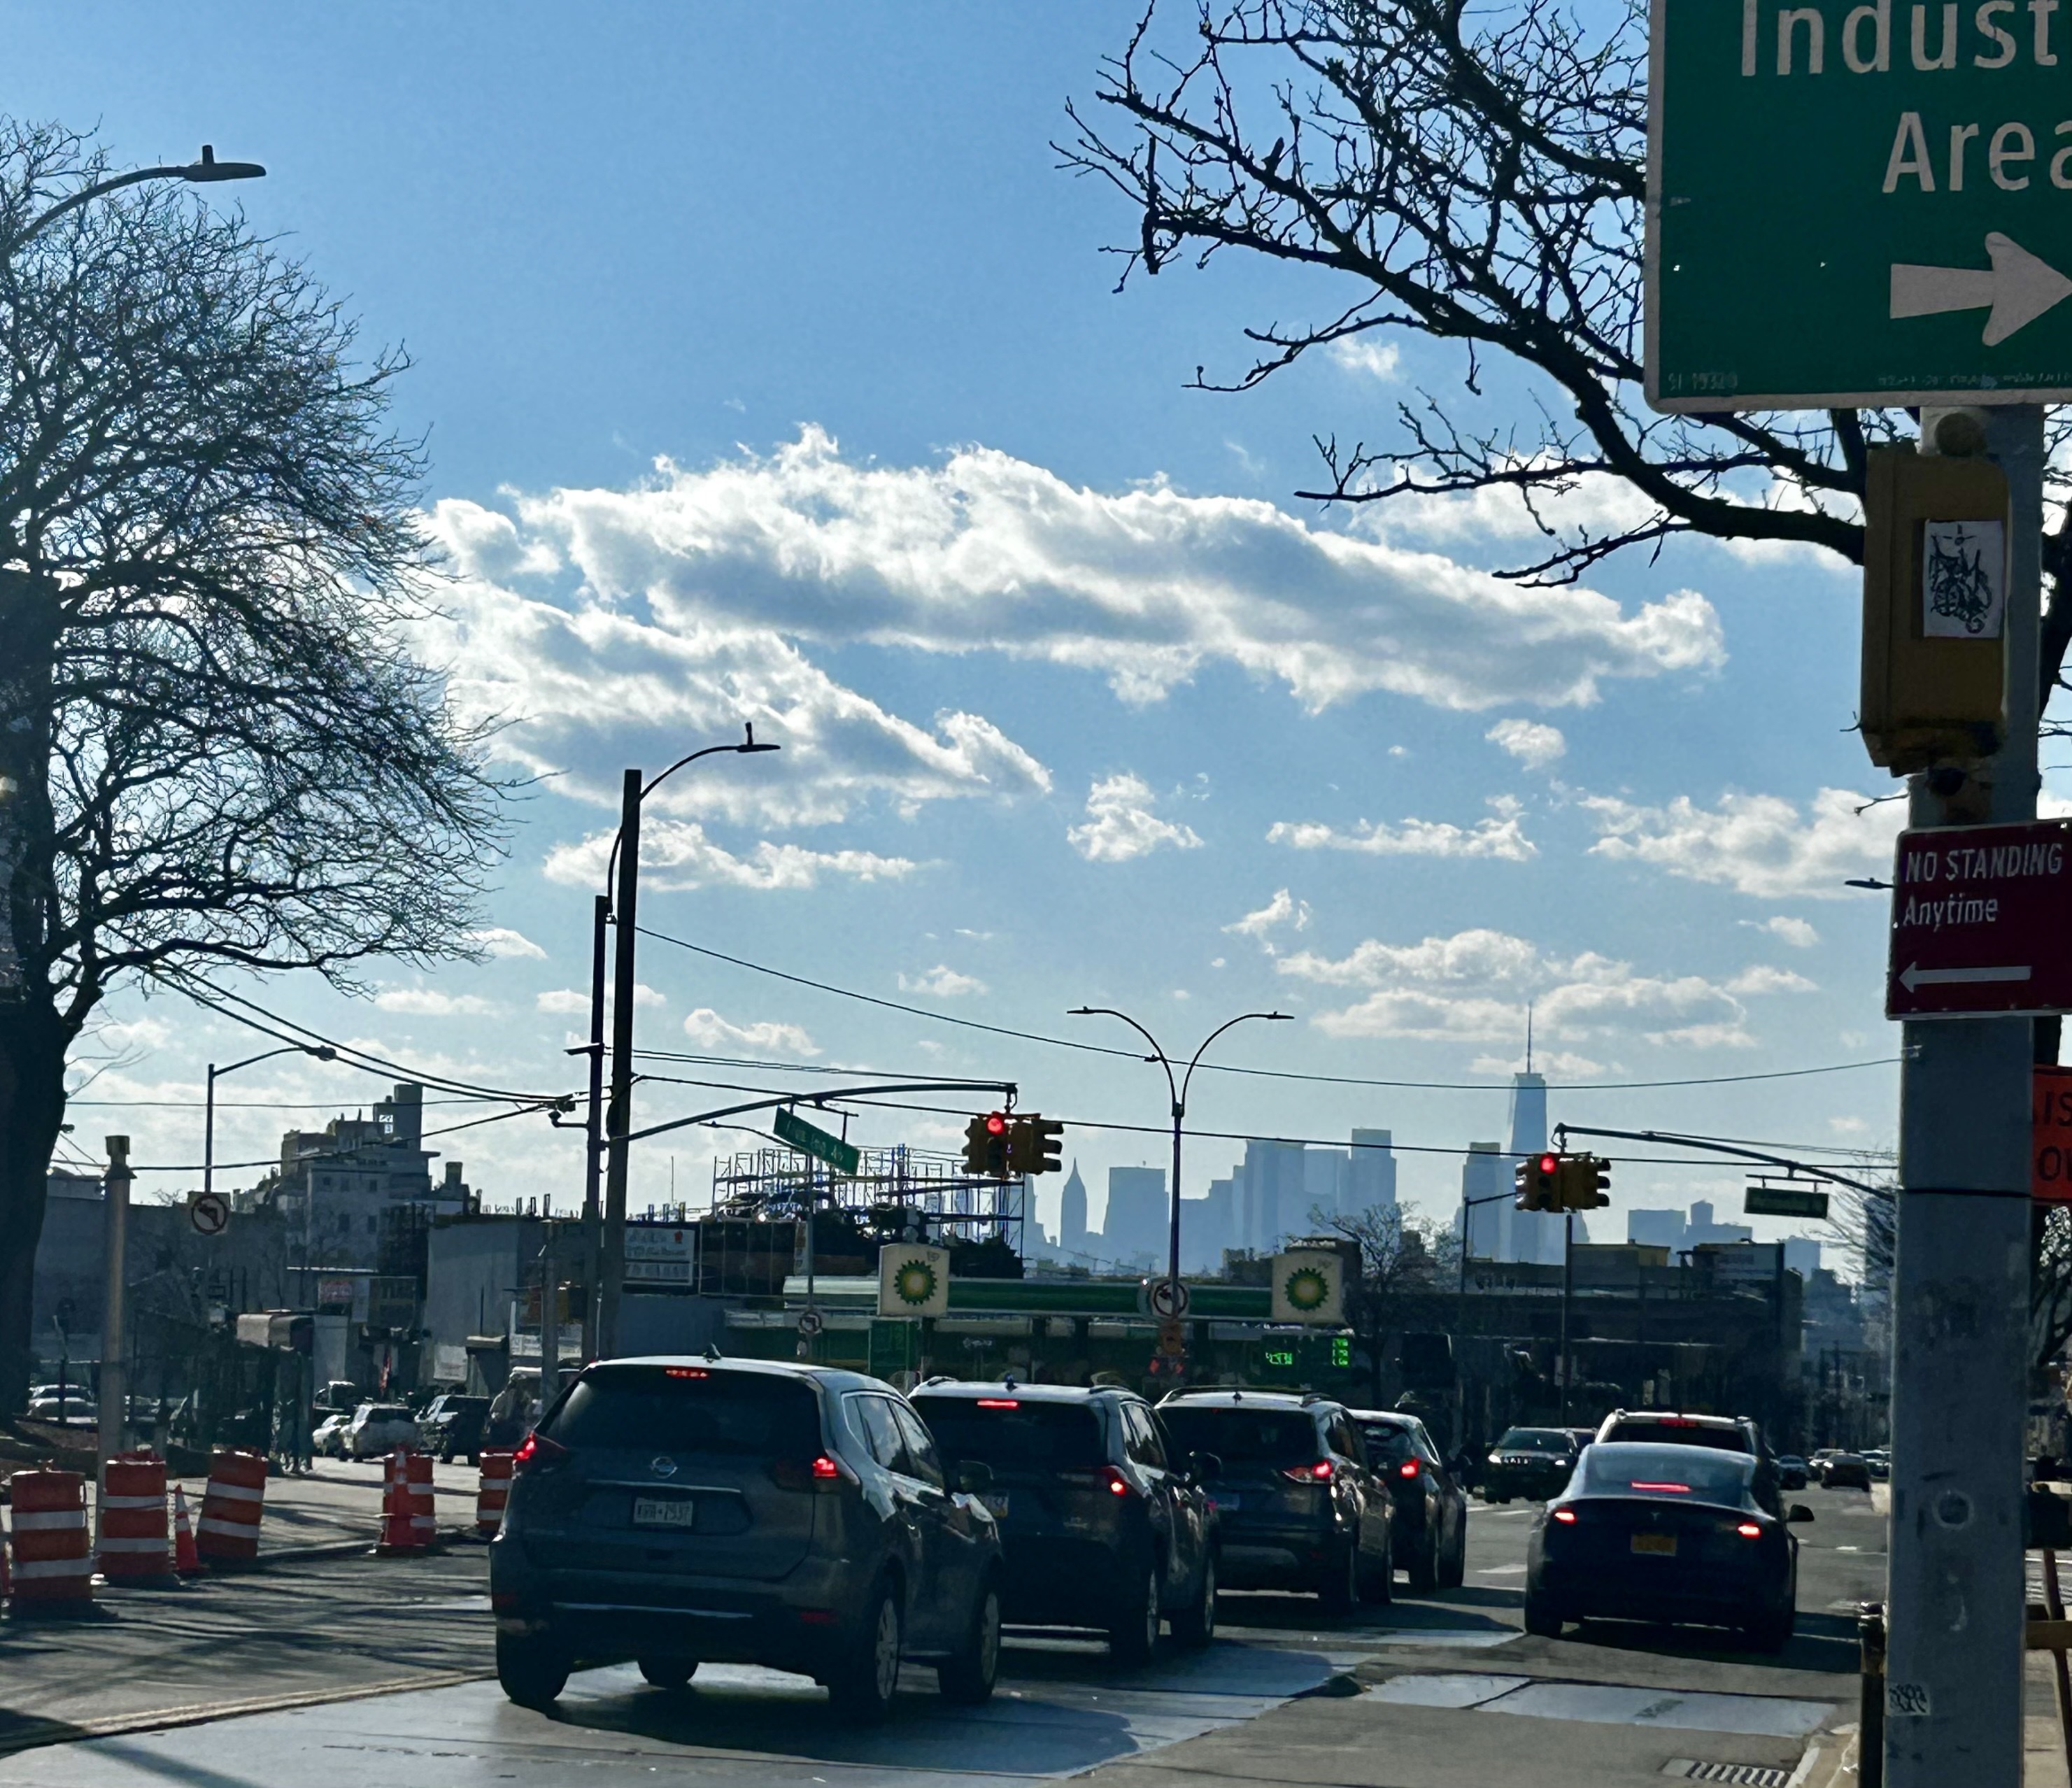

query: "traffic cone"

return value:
[0, 1509, 12, 1599]
[171, 1485, 204, 1577]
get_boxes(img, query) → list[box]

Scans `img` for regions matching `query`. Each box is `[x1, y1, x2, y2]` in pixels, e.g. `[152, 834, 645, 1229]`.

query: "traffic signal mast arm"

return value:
[1551, 1122, 1887, 1199]
[623, 1079, 1018, 1147]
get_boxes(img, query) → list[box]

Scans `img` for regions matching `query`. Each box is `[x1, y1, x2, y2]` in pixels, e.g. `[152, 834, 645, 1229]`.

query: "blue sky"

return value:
[27, 5, 1921, 1251]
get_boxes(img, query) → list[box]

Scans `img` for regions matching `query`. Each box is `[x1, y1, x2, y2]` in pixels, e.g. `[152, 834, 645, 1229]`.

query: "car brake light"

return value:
[512, 1430, 567, 1473]
[1398, 1459, 1420, 1480]
[1629, 1482, 1691, 1493]
[1551, 1507, 1577, 1524]
[1100, 1466, 1132, 1497]
[664, 1367, 709, 1379]
[1282, 1460, 1334, 1483]
[974, 1398, 1020, 1409]
[1736, 1521, 1764, 1538]
[1658, 1416, 1694, 1426]
[811, 1454, 841, 1480]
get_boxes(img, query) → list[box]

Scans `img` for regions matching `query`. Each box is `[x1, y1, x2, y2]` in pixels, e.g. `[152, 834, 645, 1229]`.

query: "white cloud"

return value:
[1470, 1048, 1606, 1079]
[545, 821, 918, 892]
[1331, 338, 1401, 380]
[374, 988, 497, 1017]
[1725, 965, 1818, 995]
[537, 984, 662, 1015]
[1743, 916, 1820, 949]
[900, 964, 988, 998]
[1584, 787, 1904, 900]
[468, 926, 548, 960]
[682, 1007, 820, 1058]
[1486, 718, 1567, 769]
[1280, 926, 1757, 1051]
[434, 428, 1724, 719]
[1268, 797, 1535, 863]
[1066, 774, 1205, 864]
[1224, 888, 1312, 942]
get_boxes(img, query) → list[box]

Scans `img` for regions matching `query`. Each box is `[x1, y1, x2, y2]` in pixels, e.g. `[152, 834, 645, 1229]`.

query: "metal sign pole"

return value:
[1885, 403, 2043, 1787]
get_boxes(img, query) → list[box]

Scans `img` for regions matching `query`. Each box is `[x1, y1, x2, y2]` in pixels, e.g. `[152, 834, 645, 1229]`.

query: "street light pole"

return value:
[595, 726, 779, 1360]
[204, 1044, 336, 1203]
[6, 146, 266, 259]
[1066, 1007, 1291, 1299]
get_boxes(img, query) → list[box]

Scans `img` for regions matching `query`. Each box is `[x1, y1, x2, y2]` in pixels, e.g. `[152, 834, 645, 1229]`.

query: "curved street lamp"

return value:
[1065, 1006, 1291, 1310]
[204, 1043, 336, 1202]
[11, 146, 266, 255]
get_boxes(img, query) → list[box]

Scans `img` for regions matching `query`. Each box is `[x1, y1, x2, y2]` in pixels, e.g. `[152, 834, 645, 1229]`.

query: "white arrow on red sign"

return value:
[1898, 963, 2034, 993]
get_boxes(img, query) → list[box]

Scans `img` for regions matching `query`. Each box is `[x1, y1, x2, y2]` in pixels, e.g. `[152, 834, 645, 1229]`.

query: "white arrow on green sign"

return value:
[774, 1106, 860, 1177]
[1649, 0, 2072, 407]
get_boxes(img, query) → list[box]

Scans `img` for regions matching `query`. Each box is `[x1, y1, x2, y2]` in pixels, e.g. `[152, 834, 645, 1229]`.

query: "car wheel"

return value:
[828, 1581, 904, 1725]
[938, 1577, 1002, 1705]
[1407, 1527, 1440, 1595]
[1170, 1551, 1217, 1648]
[1320, 1538, 1361, 1614]
[1521, 1590, 1563, 1638]
[1440, 1519, 1468, 1589]
[496, 1630, 569, 1708]
[1109, 1562, 1162, 1664]
[638, 1656, 699, 1689]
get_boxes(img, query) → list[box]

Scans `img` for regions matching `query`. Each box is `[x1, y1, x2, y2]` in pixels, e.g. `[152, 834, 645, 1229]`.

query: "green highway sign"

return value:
[1743, 1184, 1832, 1220]
[774, 1106, 860, 1177]
[1649, 0, 2072, 408]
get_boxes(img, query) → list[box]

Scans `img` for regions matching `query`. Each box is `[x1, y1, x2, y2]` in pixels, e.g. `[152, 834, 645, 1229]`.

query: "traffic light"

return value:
[1008, 1114, 1065, 1175]
[1559, 1153, 1612, 1211]
[962, 1111, 1009, 1177]
[1514, 1151, 1560, 1212]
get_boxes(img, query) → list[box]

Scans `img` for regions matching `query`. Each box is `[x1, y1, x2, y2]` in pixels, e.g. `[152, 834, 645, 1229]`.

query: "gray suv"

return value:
[490, 1357, 1004, 1722]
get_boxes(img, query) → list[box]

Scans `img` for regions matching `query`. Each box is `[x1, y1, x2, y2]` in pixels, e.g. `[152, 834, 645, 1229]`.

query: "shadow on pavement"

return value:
[1564, 1606, 1860, 1675]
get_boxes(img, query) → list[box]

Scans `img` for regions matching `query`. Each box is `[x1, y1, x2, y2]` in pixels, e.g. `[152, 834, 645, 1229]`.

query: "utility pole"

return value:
[1882, 405, 2042, 1787]
[95, 1135, 133, 1549]
[1559, 1210, 1574, 1426]
[581, 891, 608, 1363]
[598, 769, 641, 1361]
[539, 1218, 560, 1409]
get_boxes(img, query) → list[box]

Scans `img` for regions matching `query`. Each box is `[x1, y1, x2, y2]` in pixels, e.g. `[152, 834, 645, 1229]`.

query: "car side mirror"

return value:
[1188, 1451, 1222, 1484]
[1788, 1503, 1815, 1523]
[955, 1459, 993, 1496]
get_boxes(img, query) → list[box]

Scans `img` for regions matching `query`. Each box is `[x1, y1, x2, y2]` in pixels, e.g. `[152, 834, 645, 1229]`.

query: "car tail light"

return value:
[1736, 1521, 1764, 1538]
[974, 1398, 1020, 1409]
[1282, 1460, 1334, 1484]
[512, 1430, 567, 1474]
[1398, 1459, 1420, 1480]
[1628, 1481, 1691, 1493]
[773, 1454, 853, 1491]
[663, 1367, 709, 1379]
[1551, 1507, 1577, 1524]
[1100, 1466, 1132, 1498]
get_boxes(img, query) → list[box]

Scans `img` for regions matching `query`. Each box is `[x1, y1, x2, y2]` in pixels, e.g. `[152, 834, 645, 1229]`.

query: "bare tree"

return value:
[1058, 1, 2072, 710]
[1315, 1200, 1457, 1402]
[0, 122, 510, 1410]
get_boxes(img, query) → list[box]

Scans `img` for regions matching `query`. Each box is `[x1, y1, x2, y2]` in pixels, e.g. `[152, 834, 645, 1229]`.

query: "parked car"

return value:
[1156, 1389, 1392, 1609]
[1525, 1441, 1810, 1651]
[26, 1396, 97, 1427]
[490, 1356, 1004, 1722]
[1349, 1409, 1467, 1593]
[421, 1393, 492, 1464]
[1595, 1410, 1780, 1514]
[909, 1381, 1217, 1659]
[312, 1411, 352, 1459]
[346, 1403, 422, 1459]
[1481, 1427, 1580, 1503]
[1864, 1448, 1891, 1482]
[313, 1380, 362, 1413]
[1822, 1452, 1873, 1491]
[1775, 1454, 1810, 1491]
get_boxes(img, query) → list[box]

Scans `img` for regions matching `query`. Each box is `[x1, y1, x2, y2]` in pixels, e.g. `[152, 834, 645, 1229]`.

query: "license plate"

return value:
[981, 1493, 1010, 1519]
[632, 1495, 696, 1529]
[1210, 1493, 1241, 1511]
[1631, 1532, 1677, 1556]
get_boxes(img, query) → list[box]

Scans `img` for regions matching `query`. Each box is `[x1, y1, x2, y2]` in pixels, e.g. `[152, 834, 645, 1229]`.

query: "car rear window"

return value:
[1498, 1428, 1573, 1454]
[1358, 1423, 1418, 1465]
[1159, 1406, 1318, 1466]
[1580, 1444, 1753, 1505]
[1599, 1419, 1752, 1455]
[545, 1365, 821, 1456]
[911, 1397, 1103, 1471]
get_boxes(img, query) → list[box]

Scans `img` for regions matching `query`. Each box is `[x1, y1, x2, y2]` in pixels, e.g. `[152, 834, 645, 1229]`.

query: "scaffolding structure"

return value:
[708, 1143, 1026, 1249]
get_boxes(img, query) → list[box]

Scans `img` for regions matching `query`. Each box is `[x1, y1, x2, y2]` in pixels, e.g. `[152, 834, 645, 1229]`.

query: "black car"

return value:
[1156, 1389, 1392, 1610]
[1596, 1411, 1781, 1514]
[421, 1392, 490, 1464]
[490, 1356, 1003, 1722]
[1349, 1409, 1467, 1592]
[1524, 1441, 1809, 1651]
[909, 1382, 1218, 1660]
[1482, 1427, 1579, 1502]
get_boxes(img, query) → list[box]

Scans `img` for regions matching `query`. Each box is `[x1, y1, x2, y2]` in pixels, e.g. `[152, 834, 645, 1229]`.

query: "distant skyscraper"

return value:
[1058, 1161, 1089, 1261]
[1303, 1149, 1347, 1227]
[1240, 1140, 1305, 1254]
[1346, 1130, 1397, 1216]
[1507, 1069, 1562, 1265]
[1460, 1141, 1505, 1260]
[1104, 1167, 1167, 1266]
[1190, 1176, 1238, 1272]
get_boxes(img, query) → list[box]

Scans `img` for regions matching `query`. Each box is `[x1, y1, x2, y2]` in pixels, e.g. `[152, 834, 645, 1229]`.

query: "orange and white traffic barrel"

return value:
[196, 1448, 268, 1564]
[377, 1448, 437, 1554]
[98, 1449, 173, 1583]
[475, 1451, 514, 1538]
[8, 1469, 92, 1608]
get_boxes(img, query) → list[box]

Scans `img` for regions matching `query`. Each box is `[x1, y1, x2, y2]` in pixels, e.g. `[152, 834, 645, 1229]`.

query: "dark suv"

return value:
[490, 1357, 1003, 1723]
[1350, 1410, 1467, 1593]
[909, 1382, 1218, 1661]
[1155, 1389, 1391, 1609]
[1481, 1426, 1579, 1502]
[1596, 1411, 1780, 1514]
[420, 1392, 490, 1464]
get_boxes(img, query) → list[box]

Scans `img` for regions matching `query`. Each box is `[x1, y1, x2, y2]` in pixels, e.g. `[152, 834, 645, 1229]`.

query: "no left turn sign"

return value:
[189, 1191, 230, 1236]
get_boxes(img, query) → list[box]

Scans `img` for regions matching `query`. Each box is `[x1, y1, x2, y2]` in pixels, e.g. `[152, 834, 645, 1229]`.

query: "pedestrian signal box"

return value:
[1861, 446, 2010, 776]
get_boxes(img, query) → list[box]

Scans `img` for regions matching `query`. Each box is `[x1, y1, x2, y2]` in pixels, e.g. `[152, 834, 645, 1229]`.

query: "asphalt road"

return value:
[0, 1482, 1886, 1787]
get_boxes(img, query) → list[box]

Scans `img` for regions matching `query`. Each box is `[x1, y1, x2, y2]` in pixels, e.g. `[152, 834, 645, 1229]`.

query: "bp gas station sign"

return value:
[1648, 0, 2072, 407]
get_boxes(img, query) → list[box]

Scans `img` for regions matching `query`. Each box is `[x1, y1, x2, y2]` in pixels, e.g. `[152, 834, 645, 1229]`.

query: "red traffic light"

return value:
[985, 1112, 1007, 1135]
[1538, 1154, 1560, 1175]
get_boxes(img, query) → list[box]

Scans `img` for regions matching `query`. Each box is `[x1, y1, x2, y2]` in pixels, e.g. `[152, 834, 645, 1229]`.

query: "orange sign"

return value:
[2036, 1067, 2072, 1203]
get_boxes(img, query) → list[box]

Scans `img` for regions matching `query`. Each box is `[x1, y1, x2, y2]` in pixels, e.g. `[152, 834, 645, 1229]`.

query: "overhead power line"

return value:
[632, 925, 1901, 1095]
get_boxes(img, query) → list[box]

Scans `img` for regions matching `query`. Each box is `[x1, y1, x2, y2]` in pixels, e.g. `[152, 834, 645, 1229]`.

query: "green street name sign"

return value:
[774, 1106, 860, 1177]
[1648, 0, 2072, 407]
[1743, 1184, 1833, 1219]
